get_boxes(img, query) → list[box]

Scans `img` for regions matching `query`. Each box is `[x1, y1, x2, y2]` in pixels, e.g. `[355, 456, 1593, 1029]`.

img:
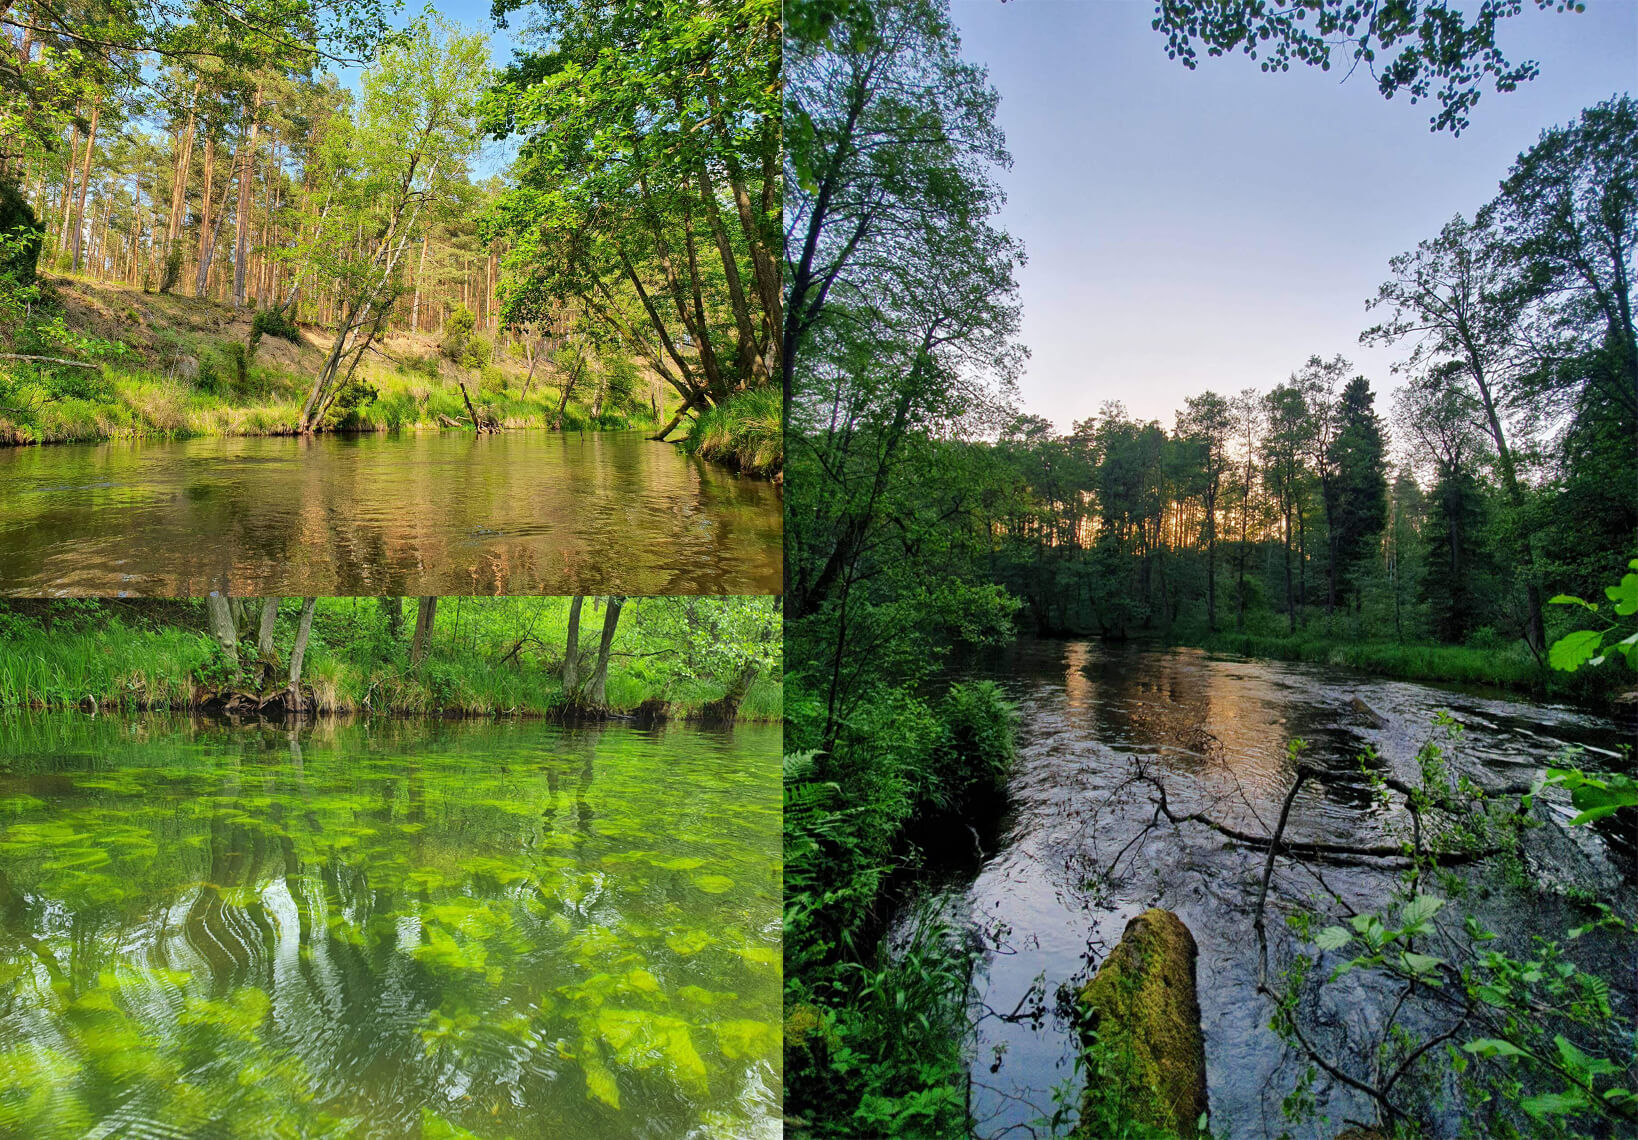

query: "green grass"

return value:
[0, 601, 782, 721]
[1190, 631, 1546, 690]
[0, 275, 668, 444]
[684, 386, 782, 477]
[0, 361, 659, 445]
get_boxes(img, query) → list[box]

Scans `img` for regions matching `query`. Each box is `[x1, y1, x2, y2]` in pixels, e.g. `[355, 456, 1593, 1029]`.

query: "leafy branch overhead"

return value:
[1147, 0, 1586, 133]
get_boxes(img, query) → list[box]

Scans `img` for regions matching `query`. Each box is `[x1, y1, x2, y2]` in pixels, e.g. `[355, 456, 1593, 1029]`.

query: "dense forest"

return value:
[0, 0, 782, 472]
[783, 0, 1636, 1137]
[0, 595, 783, 720]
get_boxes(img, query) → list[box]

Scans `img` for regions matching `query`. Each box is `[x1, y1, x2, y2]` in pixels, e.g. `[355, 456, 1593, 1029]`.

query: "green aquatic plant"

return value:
[0, 716, 781, 1139]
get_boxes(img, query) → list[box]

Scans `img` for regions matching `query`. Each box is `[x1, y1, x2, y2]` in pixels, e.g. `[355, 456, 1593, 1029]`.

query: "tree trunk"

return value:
[584, 596, 625, 708]
[410, 597, 438, 665]
[56, 120, 80, 255]
[411, 230, 428, 331]
[69, 101, 100, 270]
[205, 596, 240, 681]
[232, 86, 263, 308]
[257, 598, 280, 659]
[286, 598, 316, 711]
[561, 595, 584, 693]
[379, 596, 403, 640]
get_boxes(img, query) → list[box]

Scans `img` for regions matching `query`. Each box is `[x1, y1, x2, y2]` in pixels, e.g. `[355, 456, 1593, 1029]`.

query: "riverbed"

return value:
[0, 431, 783, 596]
[0, 714, 782, 1140]
[912, 641, 1630, 1139]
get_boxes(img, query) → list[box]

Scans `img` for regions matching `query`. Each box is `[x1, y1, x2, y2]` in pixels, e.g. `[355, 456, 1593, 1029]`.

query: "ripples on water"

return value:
[0, 432, 783, 596]
[916, 641, 1629, 1139]
[0, 715, 782, 1140]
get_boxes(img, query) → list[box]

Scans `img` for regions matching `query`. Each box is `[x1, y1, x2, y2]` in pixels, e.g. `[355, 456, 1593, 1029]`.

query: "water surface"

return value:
[918, 641, 1629, 1139]
[0, 432, 782, 596]
[0, 714, 781, 1139]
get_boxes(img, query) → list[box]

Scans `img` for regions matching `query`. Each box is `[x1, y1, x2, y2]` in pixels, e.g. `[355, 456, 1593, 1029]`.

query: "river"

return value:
[912, 640, 1631, 1139]
[0, 431, 783, 596]
[0, 713, 782, 1140]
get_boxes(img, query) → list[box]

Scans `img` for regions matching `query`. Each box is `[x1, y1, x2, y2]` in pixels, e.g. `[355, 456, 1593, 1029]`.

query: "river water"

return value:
[915, 641, 1630, 1140]
[0, 432, 783, 596]
[0, 714, 781, 1140]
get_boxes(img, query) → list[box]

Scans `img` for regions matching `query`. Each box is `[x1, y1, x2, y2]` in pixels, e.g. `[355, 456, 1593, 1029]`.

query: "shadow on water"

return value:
[913, 640, 1630, 1140]
[0, 431, 783, 596]
[0, 712, 782, 1140]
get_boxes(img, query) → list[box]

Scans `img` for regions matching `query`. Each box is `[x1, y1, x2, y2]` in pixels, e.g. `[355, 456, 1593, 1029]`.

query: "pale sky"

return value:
[950, 0, 1638, 430]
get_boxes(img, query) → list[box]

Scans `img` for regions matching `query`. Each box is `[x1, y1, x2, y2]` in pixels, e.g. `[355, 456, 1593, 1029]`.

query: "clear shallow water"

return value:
[0, 431, 783, 596]
[0, 715, 781, 1140]
[916, 642, 1629, 1140]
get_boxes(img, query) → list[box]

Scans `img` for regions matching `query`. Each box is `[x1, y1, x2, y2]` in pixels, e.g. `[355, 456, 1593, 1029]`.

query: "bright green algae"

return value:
[0, 714, 782, 1139]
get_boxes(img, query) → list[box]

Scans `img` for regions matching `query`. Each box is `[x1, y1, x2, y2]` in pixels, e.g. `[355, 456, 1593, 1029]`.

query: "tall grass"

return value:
[0, 601, 782, 722]
[684, 386, 783, 476]
[1195, 631, 1545, 690]
[0, 614, 211, 709]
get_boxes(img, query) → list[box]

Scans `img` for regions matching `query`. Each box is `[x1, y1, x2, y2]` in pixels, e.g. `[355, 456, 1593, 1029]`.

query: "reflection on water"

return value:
[924, 641, 1626, 1139]
[0, 431, 782, 596]
[0, 715, 781, 1140]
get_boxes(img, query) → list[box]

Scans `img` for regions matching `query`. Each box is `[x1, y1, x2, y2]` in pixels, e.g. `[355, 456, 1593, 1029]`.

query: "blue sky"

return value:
[949, 0, 1638, 430]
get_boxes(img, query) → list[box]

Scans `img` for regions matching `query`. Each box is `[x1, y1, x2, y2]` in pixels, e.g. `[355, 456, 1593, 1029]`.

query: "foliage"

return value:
[484, 0, 782, 421]
[442, 304, 477, 361]
[1272, 561, 1638, 1135]
[250, 306, 301, 346]
[1149, 0, 1586, 134]
[0, 598, 783, 721]
[684, 385, 783, 477]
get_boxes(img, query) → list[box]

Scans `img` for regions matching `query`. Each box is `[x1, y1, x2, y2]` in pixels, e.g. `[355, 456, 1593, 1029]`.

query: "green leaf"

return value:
[1463, 1038, 1528, 1059]
[1554, 1035, 1618, 1078]
[1568, 774, 1638, 826]
[1549, 629, 1604, 673]
[1400, 894, 1444, 931]
[1400, 951, 1444, 977]
[1314, 925, 1352, 951]
[1605, 571, 1638, 616]
[1521, 1089, 1590, 1119]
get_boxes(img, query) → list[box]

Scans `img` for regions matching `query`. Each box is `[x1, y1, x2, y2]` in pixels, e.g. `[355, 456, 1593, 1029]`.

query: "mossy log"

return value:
[1076, 908, 1208, 1139]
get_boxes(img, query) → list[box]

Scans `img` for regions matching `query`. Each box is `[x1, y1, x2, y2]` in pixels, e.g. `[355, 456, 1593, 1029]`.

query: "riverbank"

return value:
[684, 386, 783, 478]
[1167, 630, 1628, 704]
[0, 600, 782, 722]
[0, 275, 665, 445]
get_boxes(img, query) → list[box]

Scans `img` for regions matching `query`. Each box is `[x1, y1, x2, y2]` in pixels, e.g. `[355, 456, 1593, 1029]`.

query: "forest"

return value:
[0, 0, 782, 475]
[783, 0, 1636, 1137]
[0, 595, 783, 720]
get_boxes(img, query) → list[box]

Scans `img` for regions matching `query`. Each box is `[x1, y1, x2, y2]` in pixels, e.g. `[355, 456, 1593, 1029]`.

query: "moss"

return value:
[1076, 909, 1208, 1139]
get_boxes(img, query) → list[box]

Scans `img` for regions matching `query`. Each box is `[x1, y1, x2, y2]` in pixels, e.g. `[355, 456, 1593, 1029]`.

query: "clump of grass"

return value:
[684, 386, 782, 477]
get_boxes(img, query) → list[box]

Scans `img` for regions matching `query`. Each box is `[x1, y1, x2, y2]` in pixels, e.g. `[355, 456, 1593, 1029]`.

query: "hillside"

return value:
[0, 274, 675, 445]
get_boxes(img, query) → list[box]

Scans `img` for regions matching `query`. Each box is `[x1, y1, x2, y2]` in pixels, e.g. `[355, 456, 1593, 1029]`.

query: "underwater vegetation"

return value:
[0, 714, 781, 1139]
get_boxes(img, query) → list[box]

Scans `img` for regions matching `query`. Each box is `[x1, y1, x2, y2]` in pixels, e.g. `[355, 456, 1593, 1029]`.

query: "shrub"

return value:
[250, 306, 301, 344]
[460, 333, 491, 371]
[440, 306, 476, 361]
[479, 363, 506, 395]
[323, 377, 379, 430]
[929, 680, 1016, 813]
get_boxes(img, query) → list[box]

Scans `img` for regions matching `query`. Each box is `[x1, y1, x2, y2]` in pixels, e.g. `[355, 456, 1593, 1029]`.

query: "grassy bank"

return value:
[0, 276, 667, 445]
[1186, 630, 1555, 692]
[684, 386, 782, 477]
[0, 599, 782, 721]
